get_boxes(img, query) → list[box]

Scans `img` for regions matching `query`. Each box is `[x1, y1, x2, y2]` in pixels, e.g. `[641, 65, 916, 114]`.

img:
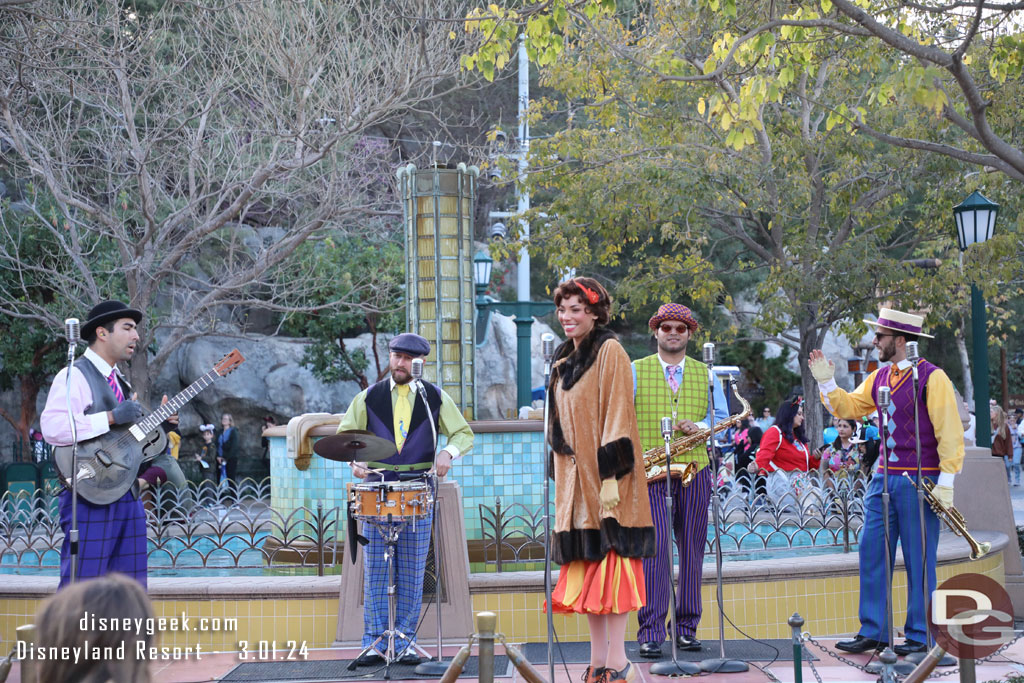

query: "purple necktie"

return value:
[108, 370, 125, 403]
[666, 365, 680, 393]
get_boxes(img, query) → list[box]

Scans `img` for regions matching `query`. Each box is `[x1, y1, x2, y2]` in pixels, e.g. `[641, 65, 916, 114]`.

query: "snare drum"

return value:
[348, 481, 432, 521]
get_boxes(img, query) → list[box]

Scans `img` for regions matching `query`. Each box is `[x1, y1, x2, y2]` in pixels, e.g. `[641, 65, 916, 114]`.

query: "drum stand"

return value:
[347, 513, 432, 679]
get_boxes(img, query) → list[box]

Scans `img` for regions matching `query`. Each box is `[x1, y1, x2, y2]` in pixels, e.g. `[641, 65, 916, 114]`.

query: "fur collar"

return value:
[551, 327, 618, 392]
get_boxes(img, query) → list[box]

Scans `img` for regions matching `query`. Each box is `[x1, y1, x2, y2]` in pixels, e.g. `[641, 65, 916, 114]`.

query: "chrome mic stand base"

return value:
[698, 658, 749, 674]
[904, 651, 956, 667]
[651, 660, 700, 676]
[413, 659, 449, 676]
[865, 653, 915, 677]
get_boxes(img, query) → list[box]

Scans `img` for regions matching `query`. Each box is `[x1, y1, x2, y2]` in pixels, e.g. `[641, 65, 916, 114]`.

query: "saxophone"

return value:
[644, 379, 752, 482]
[900, 472, 991, 560]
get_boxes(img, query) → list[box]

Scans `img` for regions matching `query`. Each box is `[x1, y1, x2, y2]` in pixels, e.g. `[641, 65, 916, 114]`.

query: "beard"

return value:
[392, 368, 412, 384]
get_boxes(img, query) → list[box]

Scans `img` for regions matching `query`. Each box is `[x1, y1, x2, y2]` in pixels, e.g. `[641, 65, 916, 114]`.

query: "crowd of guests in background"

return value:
[717, 394, 888, 510]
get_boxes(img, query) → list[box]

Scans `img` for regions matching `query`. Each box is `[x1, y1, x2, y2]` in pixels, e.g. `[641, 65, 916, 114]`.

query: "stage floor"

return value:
[7, 638, 1024, 682]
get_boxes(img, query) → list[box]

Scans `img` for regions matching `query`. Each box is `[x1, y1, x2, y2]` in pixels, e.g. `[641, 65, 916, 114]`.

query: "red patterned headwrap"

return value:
[648, 303, 699, 333]
[575, 279, 601, 305]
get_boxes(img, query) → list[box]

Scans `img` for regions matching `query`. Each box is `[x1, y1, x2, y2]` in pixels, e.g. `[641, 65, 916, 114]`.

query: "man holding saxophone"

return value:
[633, 303, 729, 659]
[809, 308, 964, 657]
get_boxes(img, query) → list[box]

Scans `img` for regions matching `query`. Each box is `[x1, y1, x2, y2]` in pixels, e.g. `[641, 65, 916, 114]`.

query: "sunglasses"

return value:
[659, 323, 690, 334]
[873, 332, 895, 339]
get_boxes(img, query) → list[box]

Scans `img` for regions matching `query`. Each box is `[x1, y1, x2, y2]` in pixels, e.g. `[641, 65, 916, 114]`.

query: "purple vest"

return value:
[870, 360, 940, 473]
[364, 379, 442, 482]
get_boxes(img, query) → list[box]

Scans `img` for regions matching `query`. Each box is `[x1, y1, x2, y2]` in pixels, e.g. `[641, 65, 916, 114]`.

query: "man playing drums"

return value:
[337, 333, 473, 666]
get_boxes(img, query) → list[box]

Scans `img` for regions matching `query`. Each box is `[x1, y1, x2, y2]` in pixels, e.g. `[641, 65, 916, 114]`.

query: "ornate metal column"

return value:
[397, 162, 479, 419]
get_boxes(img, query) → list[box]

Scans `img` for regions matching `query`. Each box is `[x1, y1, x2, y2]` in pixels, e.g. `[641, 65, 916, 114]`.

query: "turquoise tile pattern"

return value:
[269, 425, 548, 543]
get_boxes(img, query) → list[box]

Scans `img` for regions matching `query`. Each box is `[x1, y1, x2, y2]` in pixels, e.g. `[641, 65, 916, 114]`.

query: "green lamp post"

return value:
[474, 248, 555, 410]
[953, 190, 999, 449]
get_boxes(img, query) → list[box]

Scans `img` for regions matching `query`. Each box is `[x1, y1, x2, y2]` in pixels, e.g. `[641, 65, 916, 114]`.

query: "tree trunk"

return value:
[798, 317, 825, 453]
[956, 327, 973, 405]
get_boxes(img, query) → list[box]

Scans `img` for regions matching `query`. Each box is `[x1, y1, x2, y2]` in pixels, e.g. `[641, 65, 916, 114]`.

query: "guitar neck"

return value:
[133, 370, 219, 436]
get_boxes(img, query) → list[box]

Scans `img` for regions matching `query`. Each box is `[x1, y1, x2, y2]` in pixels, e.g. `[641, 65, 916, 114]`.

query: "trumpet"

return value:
[643, 380, 751, 482]
[901, 472, 990, 560]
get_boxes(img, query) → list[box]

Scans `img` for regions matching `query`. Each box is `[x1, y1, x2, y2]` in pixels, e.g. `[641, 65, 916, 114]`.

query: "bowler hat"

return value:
[81, 300, 142, 340]
[388, 333, 430, 357]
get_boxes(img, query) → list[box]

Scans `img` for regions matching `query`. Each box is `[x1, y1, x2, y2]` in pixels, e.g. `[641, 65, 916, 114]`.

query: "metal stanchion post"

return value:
[789, 613, 804, 683]
[16, 624, 37, 683]
[477, 611, 497, 683]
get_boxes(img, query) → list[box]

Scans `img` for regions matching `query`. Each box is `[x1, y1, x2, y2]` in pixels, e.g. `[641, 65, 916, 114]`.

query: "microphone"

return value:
[906, 341, 919, 364]
[661, 417, 673, 440]
[703, 342, 715, 365]
[542, 333, 555, 381]
[411, 358, 424, 384]
[542, 333, 555, 362]
[878, 386, 891, 410]
[65, 318, 80, 364]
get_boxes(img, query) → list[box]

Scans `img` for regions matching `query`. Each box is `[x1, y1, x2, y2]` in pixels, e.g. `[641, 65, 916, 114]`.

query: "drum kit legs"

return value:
[346, 511, 433, 677]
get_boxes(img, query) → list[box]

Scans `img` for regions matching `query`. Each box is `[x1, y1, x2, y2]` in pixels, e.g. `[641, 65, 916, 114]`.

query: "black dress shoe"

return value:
[396, 651, 422, 665]
[676, 635, 702, 651]
[354, 650, 384, 666]
[638, 641, 663, 658]
[835, 636, 884, 654]
[893, 640, 926, 656]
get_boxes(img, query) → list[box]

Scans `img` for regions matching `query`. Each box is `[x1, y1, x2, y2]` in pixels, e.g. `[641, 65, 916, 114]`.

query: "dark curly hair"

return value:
[552, 277, 611, 326]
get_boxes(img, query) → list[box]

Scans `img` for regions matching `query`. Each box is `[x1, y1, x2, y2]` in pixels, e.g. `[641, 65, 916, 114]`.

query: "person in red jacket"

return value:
[755, 395, 820, 510]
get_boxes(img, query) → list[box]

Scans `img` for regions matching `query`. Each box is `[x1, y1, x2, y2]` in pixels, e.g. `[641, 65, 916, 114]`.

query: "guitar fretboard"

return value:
[134, 370, 220, 435]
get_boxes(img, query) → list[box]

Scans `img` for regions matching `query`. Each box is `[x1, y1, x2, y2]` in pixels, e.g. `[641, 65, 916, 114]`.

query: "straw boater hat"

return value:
[863, 307, 934, 339]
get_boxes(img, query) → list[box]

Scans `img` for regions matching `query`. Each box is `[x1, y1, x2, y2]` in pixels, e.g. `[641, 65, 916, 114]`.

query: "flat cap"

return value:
[388, 333, 430, 357]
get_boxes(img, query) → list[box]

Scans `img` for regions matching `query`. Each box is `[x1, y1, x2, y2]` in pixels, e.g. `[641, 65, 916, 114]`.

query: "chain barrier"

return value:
[802, 643, 825, 683]
[801, 628, 1024, 680]
[801, 633, 878, 674]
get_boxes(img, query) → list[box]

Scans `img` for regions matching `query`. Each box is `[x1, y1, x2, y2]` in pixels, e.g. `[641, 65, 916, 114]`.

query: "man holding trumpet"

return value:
[809, 308, 964, 657]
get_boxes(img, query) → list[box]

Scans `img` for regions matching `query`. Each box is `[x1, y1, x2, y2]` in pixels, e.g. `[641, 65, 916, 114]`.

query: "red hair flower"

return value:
[576, 280, 600, 305]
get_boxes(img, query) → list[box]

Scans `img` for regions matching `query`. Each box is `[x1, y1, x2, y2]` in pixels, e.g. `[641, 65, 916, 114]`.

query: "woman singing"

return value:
[547, 277, 655, 683]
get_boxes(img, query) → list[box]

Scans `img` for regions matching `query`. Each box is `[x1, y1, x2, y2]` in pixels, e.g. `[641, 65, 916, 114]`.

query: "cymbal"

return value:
[313, 430, 397, 463]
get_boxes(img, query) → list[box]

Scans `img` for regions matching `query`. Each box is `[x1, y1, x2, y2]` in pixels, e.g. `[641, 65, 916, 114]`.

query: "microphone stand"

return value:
[64, 318, 81, 584]
[865, 387, 908, 681]
[650, 416, 700, 677]
[903, 346, 953, 668]
[540, 334, 556, 683]
[698, 346, 747, 674]
[413, 363, 448, 677]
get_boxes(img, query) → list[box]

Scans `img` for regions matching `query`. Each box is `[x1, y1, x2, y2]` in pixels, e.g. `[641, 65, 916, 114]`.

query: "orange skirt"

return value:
[548, 549, 647, 615]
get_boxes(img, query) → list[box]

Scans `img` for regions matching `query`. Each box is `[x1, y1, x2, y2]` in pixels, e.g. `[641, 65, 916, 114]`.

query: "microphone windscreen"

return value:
[542, 333, 555, 359]
[65, 318, 80, 344]
[878, 386, 891, 409]
[661, 416, 673, 436]
[702, 342, 715, 364]
[411, 358, 423, 380]
[906, 341, 919, 363]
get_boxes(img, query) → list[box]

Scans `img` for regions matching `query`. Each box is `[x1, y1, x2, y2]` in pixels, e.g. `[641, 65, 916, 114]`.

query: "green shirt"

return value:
[337, 379, 474, 459]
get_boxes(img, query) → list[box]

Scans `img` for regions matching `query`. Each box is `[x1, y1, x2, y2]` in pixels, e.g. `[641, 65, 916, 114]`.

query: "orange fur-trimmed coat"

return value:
[547, 328, 655, 565]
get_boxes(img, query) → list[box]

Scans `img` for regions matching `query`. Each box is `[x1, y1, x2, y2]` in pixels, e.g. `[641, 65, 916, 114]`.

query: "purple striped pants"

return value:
[636, 467, 711, 644]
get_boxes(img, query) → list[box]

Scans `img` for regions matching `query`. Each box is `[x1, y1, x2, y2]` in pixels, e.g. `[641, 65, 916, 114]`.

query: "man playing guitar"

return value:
[40, 300, 171, 589]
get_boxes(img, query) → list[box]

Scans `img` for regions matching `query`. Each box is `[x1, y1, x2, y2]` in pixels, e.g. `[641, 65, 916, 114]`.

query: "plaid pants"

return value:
[58, 489, 147, 590]
[361, 509, 433, 653]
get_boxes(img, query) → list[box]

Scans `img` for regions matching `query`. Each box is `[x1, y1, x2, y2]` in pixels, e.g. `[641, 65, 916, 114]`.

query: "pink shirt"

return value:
[40, 349, 114, 446]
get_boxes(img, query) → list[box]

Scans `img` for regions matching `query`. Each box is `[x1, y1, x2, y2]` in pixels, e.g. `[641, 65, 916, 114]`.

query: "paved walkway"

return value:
[8, 639, 1024, 682]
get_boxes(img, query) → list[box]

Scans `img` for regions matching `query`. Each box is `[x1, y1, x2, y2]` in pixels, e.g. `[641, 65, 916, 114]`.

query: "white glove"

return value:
[809, 356, 835, 383]
[599, 479, 620, 511]
[932, 484, 954, 508]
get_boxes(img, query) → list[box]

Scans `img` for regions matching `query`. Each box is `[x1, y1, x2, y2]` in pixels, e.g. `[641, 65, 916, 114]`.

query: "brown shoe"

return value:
[582, 665, 606, 683]
[603, 662, 637, 682]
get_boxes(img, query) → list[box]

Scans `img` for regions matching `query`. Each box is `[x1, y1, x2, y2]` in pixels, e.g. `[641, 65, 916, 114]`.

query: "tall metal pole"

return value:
[971, 285, 991, 448]
[516, 34, 530, 302]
